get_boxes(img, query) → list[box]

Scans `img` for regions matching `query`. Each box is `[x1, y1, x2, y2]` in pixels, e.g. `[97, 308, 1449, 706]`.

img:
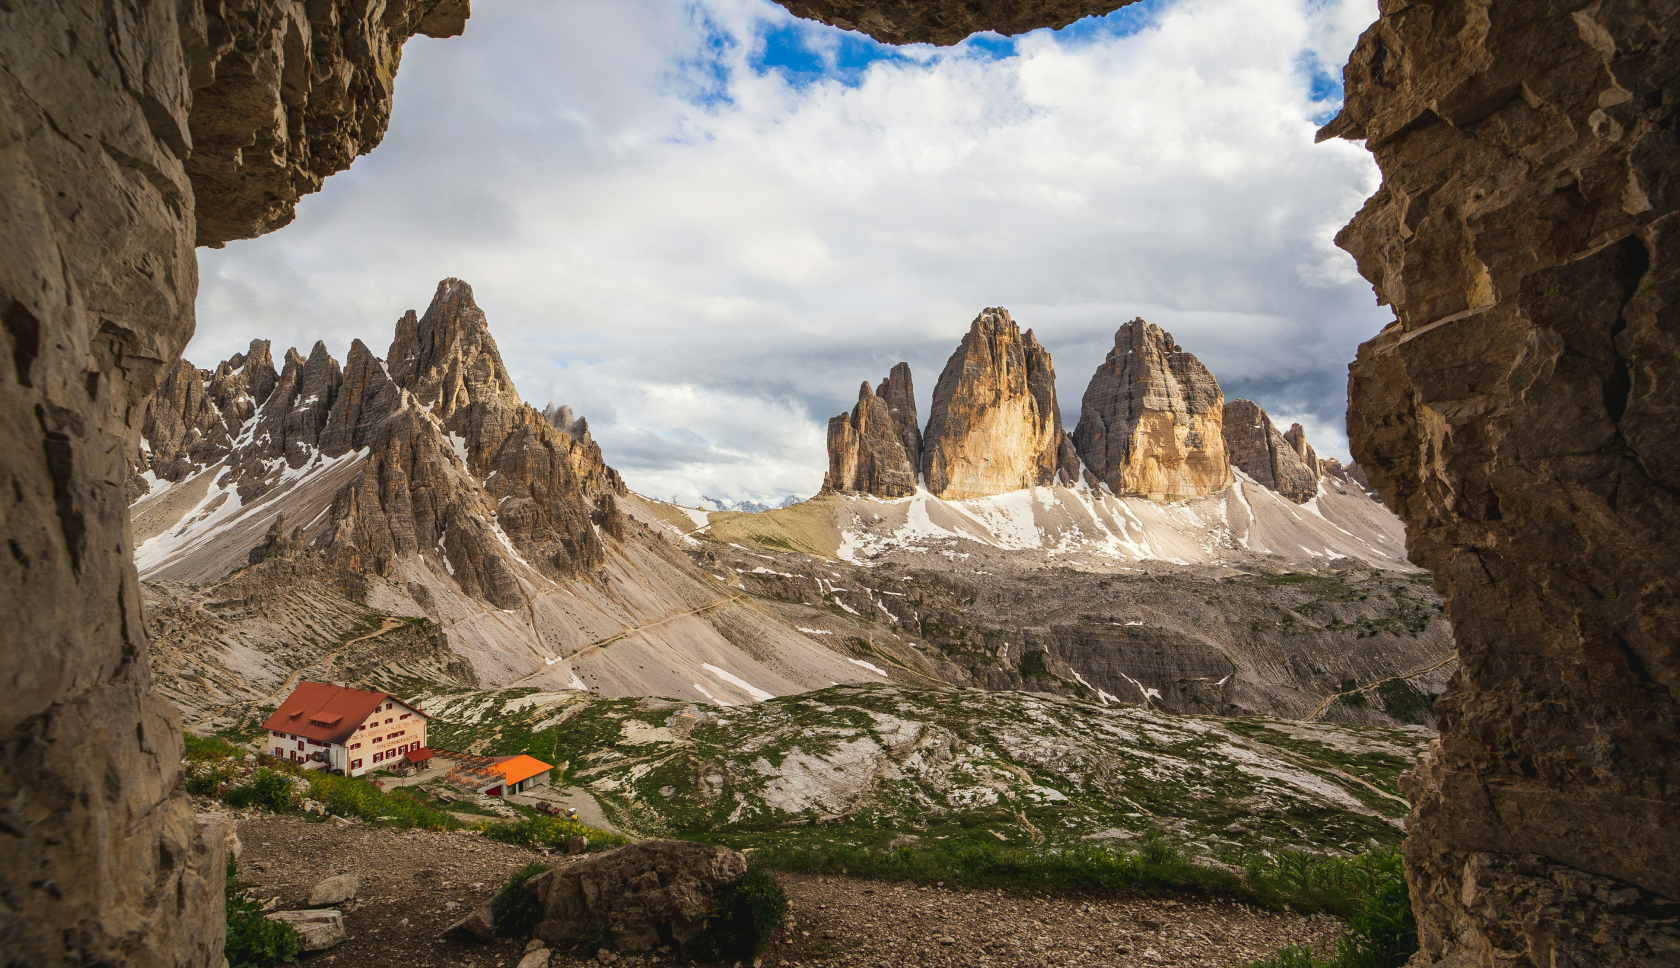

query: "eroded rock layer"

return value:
[0, 3, 465, 962]
[921, 309, 1081, 500]
[1073, 319, 1232, 500]
[825, 377, 919, 498]
[772, 0, 1132, 45]
[1222, 399, 1320, 505]
[1326, 2, 1680, 964]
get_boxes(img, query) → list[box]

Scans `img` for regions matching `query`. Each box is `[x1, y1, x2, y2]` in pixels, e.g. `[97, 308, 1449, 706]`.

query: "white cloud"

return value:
[191, 0, 1383, 501]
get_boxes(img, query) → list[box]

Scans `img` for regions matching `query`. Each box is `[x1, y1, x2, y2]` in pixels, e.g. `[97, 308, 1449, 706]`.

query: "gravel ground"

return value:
[234, 817, 1343, 968]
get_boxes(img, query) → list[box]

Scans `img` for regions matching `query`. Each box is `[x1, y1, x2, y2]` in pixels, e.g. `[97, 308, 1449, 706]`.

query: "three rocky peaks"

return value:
[131, 279, 626, 605]
[825, 309, 1362, 505]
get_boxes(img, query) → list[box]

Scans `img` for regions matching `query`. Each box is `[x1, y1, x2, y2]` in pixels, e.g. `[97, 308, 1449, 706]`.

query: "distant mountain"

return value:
[132, 287, 1445, 733]
[820, 307, 1396, 571]
[128, 278, 883, 719]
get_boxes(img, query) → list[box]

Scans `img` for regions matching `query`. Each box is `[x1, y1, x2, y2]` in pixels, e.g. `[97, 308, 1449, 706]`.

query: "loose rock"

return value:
[265, 909, 347, 951]
[308, 874, 360, 907]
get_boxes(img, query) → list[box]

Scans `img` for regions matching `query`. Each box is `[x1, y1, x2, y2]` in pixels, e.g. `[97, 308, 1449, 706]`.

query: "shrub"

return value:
[1336, 849, 1416, 968]
[686, 865, 789, 960]
[476, 815, 627, 851]
[1241, 848, 1417, 968]
[224, 769, 300, 813]
[491, 862, 551, 938]
[184, 734, 246, 761]
[186, 761, 239, 798]
[224, 860, 300, 968]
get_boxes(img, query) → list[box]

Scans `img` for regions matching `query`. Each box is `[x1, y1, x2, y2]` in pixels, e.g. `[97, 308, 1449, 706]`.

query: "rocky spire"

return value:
[921, 308, 1080, 499]
[1220, 399, 1319, 504]
[207, 338, 278, 424]
[131, 340, 281, 497]
[1072, 319, 1231, 500]
[876, 362, 922, 476]
[824, 380, 918, 498]
[1281, 423, 1322, 476]
[386, 278, 523, 472]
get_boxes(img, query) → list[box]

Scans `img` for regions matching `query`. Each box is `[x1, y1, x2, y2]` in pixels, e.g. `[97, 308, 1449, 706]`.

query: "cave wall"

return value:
[1330, 2, 1678, 964]
[0, 1, 467, 964]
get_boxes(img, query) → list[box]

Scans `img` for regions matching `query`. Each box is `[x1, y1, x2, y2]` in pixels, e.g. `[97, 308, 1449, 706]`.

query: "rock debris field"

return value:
[236, 817, 1343, 967]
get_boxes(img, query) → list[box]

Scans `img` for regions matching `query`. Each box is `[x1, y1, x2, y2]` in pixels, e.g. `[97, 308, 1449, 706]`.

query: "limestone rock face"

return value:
[771, 0, 1131, 45]
[922, 309, 1081, 499]
[184, 1, 471, 245]
[1072, 320, 1232, 500]
[1221, 400, 1318, 505]
[1325, 1, 1680, 963]
[528, 840, 749, 952]
[0, 1, 465, 964]
[825, 377, 918, 498]
[1280, 424, 1321, 477]
[877, 362, 922, 474]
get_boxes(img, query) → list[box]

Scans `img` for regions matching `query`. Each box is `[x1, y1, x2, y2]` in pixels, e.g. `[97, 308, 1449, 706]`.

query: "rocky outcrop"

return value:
[1221, 399, 1319, 505]
[527, 841, 749, 952]
[1072, 319, 1231, 500]
[184, 1, 471, 245]
[0, 2, 466, 964]
[878, 362, 922, 474]
[1280, 423, 1321, 477]
[771, 0, 1129, 46]
[130, 340, 288, 501]
[1324, 2, 1680, 964]
[824, 376, 918, 498]
[921, 308, 1081, 499]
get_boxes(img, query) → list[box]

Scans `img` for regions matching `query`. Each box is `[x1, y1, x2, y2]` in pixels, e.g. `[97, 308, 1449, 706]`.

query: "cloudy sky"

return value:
[192, 0, 1389, 507]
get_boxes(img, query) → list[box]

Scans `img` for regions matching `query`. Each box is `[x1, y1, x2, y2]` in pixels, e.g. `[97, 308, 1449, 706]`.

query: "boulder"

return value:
[517, 950, 552, 968]
[307, 874, 359, 907]
[265, 910, 347, 951]
[442, 901, 497, 942]
[528, 840, 749, 952]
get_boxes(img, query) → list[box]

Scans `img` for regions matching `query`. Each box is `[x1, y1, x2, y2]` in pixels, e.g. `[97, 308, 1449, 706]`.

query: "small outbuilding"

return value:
[489, 754, 553, 796]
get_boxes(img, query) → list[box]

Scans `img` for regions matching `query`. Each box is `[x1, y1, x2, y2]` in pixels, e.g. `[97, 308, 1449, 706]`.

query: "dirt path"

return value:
[507, 594, 743, 686]
[253, 617, 409, 709]
[1303, 652, 1460, 722]
[235, 815, 1344, 968]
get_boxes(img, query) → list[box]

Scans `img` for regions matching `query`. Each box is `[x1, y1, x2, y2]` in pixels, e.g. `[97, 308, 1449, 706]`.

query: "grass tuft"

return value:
[491, 862, 551, 938]
[685, 864, 789, 959]
[1242, 848, 1416, 968]
[224, 860, 300, 968]
[223, 769, 301, 813]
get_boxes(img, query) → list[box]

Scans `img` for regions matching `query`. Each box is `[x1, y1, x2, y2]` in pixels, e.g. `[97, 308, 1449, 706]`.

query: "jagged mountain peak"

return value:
[130, 278, 626, 602]
[922, 307, 1079, 500]
[1074, 317, 1231, 500]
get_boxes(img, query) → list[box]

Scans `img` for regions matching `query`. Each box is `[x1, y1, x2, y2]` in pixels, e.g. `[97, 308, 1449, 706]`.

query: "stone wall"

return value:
[0, 1, 468, 964]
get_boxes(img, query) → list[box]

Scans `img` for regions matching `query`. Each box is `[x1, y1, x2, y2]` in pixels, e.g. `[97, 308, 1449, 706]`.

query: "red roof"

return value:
[404, 747, 434, 764]
[262, 681, 426, 745]
[490, 755, 553, 786]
